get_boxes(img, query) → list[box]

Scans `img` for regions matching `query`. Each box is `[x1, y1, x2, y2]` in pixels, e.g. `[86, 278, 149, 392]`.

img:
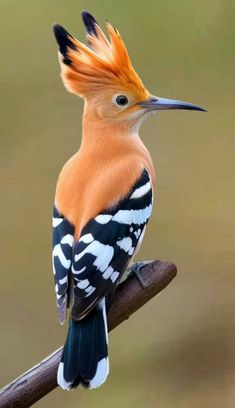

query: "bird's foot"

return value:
[121, 260, 154, 288]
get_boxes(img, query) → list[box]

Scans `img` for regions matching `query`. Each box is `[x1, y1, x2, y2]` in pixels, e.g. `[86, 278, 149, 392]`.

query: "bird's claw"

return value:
[121, 260, 154, 288]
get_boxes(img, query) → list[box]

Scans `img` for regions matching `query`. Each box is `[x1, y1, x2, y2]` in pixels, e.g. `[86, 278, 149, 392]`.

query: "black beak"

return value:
[139, 96, 207, 112]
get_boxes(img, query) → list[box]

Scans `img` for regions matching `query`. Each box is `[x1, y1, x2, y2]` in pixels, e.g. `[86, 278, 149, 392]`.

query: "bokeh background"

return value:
[1, 1, 235, 407]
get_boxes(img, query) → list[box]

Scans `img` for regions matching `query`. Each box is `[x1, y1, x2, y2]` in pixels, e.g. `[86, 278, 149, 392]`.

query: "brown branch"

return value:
[0, 260, 177, 408]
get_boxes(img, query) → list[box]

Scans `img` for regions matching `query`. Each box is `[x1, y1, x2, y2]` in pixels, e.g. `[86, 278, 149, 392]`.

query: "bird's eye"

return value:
[115, 95, 129, 106]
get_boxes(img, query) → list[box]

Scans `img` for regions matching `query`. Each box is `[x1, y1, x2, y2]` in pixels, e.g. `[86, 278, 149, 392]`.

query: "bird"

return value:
[52, 10, 205, 391]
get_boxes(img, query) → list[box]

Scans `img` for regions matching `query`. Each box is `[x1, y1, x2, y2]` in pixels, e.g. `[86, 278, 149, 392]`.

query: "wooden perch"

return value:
[0, 260, 177, 408]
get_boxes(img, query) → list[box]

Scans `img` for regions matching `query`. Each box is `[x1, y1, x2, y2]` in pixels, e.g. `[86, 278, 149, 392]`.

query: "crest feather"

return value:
[53, 12, 146, 97]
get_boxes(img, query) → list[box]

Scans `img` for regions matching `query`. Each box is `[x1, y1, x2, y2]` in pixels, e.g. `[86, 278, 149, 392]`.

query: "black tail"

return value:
[57, 299, 109, 389]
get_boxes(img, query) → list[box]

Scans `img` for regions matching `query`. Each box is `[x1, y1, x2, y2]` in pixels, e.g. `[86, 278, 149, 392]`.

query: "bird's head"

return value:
[53, 11, 205, 132]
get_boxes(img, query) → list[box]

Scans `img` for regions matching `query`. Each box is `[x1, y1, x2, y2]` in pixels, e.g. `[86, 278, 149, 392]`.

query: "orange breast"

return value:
[55, 131, 155, 240]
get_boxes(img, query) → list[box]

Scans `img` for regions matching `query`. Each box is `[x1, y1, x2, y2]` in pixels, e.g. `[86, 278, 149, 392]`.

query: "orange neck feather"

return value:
[55, 106, 155, 239]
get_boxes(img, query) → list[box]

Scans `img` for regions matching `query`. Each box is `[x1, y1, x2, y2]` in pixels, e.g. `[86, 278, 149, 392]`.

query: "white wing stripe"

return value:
[53, 244, 71, 269]
[75, 241, 114, 273]
[80, 233, 94, 244]
[130, 181, 151, 199]
[95, 214, 112, 224]
[59, 276, 68, 285]
[85, 287, 96, 297]
[77, 279, 90, 289]
[102, 266, 114, 280]
[85, 285, 95, 293]
[110, 271, 119, 283]
[93, 244, 114, 273]
[117, 237, 132, 253]
[112, 204, 152, 225]
[61, 234, 74, 246]
[53, 217, 63, 227]
[72, 265, 86, 275]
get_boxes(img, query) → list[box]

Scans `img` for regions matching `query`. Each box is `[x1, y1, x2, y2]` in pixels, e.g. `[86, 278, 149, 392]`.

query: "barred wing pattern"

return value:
[52, 169, 153, 323]
[52, 207, 75, 324]
[71, 169, 153, 319]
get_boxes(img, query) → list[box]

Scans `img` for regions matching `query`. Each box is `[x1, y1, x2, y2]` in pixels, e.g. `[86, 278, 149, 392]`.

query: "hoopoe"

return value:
[52, 11, 205, 390]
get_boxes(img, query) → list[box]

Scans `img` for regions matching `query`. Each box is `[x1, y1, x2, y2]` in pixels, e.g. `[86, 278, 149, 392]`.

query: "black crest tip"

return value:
[81, 11, 98, 36]
[52, 24, 77, 65]
[53, 24, 70, 46]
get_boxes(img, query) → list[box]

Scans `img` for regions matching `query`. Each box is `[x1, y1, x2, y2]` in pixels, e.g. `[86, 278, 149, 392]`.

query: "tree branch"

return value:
[0, 260, 177, 408]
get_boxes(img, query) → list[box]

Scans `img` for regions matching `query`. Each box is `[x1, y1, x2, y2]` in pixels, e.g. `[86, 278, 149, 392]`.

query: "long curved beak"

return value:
[139, 96, 207, 112]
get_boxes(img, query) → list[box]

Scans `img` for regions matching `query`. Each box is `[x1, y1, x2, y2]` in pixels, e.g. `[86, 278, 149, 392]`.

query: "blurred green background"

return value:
[1, 0, 235, 407]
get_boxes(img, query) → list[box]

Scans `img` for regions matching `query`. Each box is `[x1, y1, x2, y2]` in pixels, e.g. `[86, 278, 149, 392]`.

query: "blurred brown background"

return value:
[1, 1, 235, 407]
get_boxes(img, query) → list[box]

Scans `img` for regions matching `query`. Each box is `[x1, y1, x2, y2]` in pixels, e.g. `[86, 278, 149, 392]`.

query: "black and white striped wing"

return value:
[71, 169, 153, 320]
[52, 207, 75, 324]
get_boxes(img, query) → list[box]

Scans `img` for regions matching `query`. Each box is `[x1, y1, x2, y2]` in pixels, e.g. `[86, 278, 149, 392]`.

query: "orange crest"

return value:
[53, 11, 146, 98]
